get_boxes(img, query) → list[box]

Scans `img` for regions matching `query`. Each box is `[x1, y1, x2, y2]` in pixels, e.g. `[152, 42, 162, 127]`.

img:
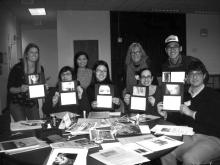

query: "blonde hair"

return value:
[125, 42, 149, 65]
[23, 43, 41, 74]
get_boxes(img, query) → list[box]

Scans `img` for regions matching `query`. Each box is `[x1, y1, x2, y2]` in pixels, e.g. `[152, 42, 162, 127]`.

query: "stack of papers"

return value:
[10, 120, 45, 131]
[151, 125, 194, 136]
[90, 147, 150, 165]
[0, 137, 46, 154]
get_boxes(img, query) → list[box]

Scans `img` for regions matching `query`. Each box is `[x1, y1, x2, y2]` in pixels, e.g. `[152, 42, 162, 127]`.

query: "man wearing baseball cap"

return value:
[163, 34, 201, 71]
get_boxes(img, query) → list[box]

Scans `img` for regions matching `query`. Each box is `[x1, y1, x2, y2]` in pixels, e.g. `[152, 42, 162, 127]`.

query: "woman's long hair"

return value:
[91, 60, 111, 84]
[23, 43, 41, 74]
[125, 42, 149, 66]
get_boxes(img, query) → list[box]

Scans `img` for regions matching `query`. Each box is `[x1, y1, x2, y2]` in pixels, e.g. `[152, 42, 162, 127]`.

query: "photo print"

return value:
[28, 74, 40, 85]
[61, 81, 75, 92]
[132, 86, 146, 97]
[162, 72, 171, 82]
[98, 85, 111, 95]
[164, 84, 181, 95]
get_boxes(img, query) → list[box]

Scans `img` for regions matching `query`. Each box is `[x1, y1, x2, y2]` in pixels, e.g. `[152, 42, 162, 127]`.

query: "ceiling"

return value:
[1, 0, 220, 28]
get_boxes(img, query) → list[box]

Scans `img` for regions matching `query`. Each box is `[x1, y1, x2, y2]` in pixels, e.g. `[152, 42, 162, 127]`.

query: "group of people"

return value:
[6, 34, 220, 165]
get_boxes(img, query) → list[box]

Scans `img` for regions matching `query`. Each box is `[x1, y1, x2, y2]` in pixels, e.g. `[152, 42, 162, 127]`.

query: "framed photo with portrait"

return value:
[95, 84, 114, 109]
[27, 74, 45, 99]
[162, 83, 184, 111]
[59, 81, 78, 106]
[162, 71, 185, 83]
[130, 86, 148, 112]
[46, 148, 88, 165]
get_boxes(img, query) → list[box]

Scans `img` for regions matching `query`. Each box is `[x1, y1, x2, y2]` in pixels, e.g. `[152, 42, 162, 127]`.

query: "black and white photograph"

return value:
[28, 74, 40, 85]
[164, 84, 181, 95]
[61, 81, 75, 92]
[98, 85, 111, 95]
[162, 72, 171, 82]
[132, 86, 146, 97]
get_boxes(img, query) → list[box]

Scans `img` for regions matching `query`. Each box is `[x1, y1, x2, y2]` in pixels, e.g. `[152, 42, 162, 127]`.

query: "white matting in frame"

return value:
[171, 72, 185, 83]
[130, 96, 146, 111]
[97, 95, 112, 108]
[60, 92, 77, 105]
[163, 95, 181, 111]
[46, 148, 88, 165]
[29, 84, 45, 99]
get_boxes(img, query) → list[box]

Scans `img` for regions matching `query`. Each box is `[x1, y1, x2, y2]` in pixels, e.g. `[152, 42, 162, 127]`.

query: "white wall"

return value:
[57, 11, 111, 72]
[186, 14, 220, 74]
[0, 7, 19, 113]
[22, 29, 58, 86]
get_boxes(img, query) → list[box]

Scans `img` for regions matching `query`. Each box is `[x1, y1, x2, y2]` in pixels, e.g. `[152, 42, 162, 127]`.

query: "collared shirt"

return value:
[188, 84, 205, 98]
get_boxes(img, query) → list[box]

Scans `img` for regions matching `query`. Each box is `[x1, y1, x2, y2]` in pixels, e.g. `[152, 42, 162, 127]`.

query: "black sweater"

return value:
[167, 87, 220, 138]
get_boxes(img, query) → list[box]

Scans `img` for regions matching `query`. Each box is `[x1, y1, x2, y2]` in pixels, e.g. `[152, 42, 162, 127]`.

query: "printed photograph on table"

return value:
[95, 84, 114, 109]
[89, 129, 115, 141]
[46, 148, 87, 165]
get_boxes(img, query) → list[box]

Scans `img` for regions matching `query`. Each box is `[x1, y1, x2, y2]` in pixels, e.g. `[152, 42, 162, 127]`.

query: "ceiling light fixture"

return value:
[28, 8, 46, 16]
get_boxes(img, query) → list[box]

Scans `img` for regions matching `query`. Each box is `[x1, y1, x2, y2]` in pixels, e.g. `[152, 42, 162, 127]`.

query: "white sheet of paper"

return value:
[139, 125, 151, 134]
[29, 85, 45, 98]
[130, 96, 146, 111]
[123, 143, 153, 155]
[97, 95, 112, 108]
[171, 72, 185, 83]
[163, 96, 181, 111]
[60, 92, 76, 105]
[101, 142, 123, 150]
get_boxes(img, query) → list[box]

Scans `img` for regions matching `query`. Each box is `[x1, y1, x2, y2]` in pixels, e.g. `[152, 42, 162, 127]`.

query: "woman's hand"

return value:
[148, 96, 155, 106]
[52, 92, 59, 107]
[124, 94, 131, 105]
[157, 102, 167, 119]
[91, 101, 97, 108]
[112, 97, 120, 105]
[20, 84, 29, 92]
[180, 104, 196, 119]
[77, 85, 83, 100]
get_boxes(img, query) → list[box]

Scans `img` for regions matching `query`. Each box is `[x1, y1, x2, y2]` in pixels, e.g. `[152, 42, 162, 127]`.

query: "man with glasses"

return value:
[157, 60, 220, 165]
[163, 35, 200, 71]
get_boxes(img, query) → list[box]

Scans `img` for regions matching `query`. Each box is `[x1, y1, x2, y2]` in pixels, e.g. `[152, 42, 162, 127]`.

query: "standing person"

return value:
[124, 68, 162, 116]
[73, 51, 92, 89]
[42, 66, 91, 117]
[86, 60, 122, 112]
[157, 60, 220, 165]
[163, 34, 200, 72]
[7, 43, 45, 121]
[125, 42, 152, 93]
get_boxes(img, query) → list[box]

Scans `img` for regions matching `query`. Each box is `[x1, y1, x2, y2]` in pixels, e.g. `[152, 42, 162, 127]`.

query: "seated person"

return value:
[124, 68, 162, 116]
[86, 60, 122, 112]
[42, 66, 91, 117]
[157, 60, 220, 165]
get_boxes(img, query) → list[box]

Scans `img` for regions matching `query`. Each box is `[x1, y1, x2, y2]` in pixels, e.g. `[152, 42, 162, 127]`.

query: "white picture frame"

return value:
[46, 148, 88, 165]
[163, 95, 182, 111]
[97, 95, 112, 108]
[28, 84, 45, 99]
[130, 96, 146, 111]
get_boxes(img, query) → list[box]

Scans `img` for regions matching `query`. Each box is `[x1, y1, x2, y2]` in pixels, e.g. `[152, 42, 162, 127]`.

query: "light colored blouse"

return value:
[77, 68, 93, 89]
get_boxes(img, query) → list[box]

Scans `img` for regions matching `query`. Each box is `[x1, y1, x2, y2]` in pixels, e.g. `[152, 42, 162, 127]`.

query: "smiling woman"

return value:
[7, 43, 45, 121]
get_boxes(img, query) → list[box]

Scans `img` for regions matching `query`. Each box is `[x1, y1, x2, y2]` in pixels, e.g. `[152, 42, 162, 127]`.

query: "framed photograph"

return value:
[46, 148, 88, 165]
[59, 81, 78, 106]
[28, 84, 45, 99]
[95, 84, 114, 109]
[162, 71, 185, 83]
[28, 74, 40, 85]
[162, 83, 183, 111]
[129, 86, 148, 112]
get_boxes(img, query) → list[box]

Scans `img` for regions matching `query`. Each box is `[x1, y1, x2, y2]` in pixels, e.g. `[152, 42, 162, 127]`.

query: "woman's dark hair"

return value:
[58, 66, 75, 81]
[187, 60, 209, 84]
[92, 60, 111, 84]
[73, 51, 89, 76]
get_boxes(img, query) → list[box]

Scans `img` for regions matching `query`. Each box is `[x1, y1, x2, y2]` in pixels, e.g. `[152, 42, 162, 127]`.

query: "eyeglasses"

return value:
[131, 51, 141, 55]
[166, 46, 179, 51]
[96, 69, 107, 73]
[141, 75, 152, 79]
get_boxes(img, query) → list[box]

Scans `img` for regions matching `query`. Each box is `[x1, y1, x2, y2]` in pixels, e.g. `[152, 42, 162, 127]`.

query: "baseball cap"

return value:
[165, 35, 179, 44]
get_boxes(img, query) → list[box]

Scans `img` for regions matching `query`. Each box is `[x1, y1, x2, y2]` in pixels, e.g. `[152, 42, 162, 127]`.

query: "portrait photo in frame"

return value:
[27, 74, 45, 99]
[59, 81, 78, 106]
[95, 84, 114, 109]
[162, 83, 184, 111]
[162, 71, 185, 83]
[130, 86, 149, 112]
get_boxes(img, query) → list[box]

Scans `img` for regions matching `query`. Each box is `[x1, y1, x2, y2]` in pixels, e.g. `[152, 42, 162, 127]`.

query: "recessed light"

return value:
[28, 8, 46, 16]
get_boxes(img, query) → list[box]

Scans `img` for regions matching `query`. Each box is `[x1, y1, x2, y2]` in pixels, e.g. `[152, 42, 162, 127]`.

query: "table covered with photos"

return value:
[0, 111, 194, 165]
